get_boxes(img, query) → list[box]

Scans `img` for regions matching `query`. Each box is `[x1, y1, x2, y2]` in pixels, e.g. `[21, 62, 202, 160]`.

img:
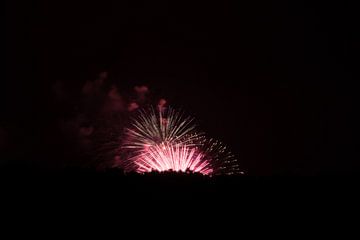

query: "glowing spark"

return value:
[123, 107, 202, 151]
[121, 107, 243, 176]
[134, 143, 213, 175]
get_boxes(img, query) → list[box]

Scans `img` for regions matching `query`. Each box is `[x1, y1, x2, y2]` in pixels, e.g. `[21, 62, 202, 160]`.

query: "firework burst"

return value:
[121, 106, 243, 175]
[198, 138, 242, 175]
[134, 142, 213, 175]
[123, 107, 203, 151]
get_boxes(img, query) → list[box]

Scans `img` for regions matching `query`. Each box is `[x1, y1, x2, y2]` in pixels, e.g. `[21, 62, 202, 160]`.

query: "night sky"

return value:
[3, 1, 358, 175]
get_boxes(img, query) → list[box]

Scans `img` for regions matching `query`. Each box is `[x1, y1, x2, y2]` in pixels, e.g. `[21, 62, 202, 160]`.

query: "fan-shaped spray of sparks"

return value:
[121, 106, 242, 175]
[135, 142, 213, 175]
[123, 107, 202, 151]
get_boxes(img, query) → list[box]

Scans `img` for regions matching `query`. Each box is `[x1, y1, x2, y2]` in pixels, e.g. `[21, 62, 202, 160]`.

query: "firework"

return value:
[123, 107, 203, 151]
[198, 138, 242, 175]
[121, 106, 242, 175]
[134, 142, 213, 175]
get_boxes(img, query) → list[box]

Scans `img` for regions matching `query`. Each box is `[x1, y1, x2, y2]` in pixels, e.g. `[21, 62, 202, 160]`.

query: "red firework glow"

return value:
[134, 142, 213, 175]
[121, 106, 242, 176]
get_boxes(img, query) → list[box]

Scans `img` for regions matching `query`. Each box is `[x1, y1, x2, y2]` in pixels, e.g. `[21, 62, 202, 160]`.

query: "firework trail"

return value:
[134, 142, 213, 175]
[51, 71, 243, 174]
[198, 138, 243, 175]
[121, 106, 242, 175]
[123, 106, 203, 152]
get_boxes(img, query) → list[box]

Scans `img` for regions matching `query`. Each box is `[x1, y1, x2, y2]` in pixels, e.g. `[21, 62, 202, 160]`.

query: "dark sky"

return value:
[3, 1, 358, 175]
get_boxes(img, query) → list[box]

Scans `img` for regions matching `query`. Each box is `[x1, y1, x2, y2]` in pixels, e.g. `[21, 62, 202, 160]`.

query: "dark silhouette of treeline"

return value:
[2, 165, 358, 212]
[0, 166, 249, 196]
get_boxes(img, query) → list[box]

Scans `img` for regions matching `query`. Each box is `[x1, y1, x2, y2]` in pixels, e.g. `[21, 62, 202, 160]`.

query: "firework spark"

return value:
[198, 138, 242, 175]
[121, 106, 243, 175]
[134, 142, 213, 175]
[123, 107, 203, 151]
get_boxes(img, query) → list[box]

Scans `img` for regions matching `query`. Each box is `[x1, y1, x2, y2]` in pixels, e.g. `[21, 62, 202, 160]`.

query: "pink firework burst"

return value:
[134, 142, 213, 175]
[120, 106, 243, 176]
[122, 107, 203, 152]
